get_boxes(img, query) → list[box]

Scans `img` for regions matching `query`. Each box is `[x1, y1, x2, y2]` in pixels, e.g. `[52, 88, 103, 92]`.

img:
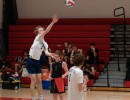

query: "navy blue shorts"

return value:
[26, 58, 42, 74]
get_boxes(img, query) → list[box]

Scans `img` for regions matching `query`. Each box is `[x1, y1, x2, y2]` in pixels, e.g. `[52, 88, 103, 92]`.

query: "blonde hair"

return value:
[33, 26, 44, 35]
[55, 50, 61, 57]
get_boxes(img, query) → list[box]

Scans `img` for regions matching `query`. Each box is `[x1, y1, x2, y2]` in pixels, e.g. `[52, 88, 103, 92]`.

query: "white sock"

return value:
[39, 95, 43, 100]
[32, 96, 36, 100]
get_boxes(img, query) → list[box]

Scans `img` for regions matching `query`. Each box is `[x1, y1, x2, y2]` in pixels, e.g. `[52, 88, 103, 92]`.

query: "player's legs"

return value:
[59, 94, 64, 100]
[36, 74, 43, 97]
[53, 94, 58, 100]
[30, 74, 37, 99]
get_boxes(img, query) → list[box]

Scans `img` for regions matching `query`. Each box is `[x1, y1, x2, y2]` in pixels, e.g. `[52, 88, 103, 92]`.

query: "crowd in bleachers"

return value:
[0, 41, 100, 86]
[61, 42, 98, 80]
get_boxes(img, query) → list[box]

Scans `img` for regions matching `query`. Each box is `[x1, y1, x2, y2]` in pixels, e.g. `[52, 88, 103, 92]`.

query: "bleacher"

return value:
[8, 24, 111, 61]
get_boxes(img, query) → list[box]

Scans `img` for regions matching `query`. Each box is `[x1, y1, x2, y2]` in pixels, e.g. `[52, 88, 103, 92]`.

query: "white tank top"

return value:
[29, 35, 48, 60]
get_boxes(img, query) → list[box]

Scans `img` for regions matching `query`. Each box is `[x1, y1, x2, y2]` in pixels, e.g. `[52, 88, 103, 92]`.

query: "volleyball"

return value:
[65, 0, 75, 7]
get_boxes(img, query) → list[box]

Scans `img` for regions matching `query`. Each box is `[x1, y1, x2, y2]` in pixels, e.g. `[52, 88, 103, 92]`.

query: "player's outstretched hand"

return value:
[52, 15, 59, 23]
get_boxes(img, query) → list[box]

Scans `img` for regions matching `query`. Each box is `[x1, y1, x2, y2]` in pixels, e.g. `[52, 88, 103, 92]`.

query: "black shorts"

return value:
[26, 58, 42, 74]
[50, 79, 65, 94]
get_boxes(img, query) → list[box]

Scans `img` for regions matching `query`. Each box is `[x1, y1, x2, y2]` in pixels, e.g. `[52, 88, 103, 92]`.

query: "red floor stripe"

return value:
[0, 97, 30, 100]
[0, 97, 50, 100]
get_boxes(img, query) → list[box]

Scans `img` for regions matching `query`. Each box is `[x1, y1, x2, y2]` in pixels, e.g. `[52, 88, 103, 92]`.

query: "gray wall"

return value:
[0, 0, 2, 28]
[0, 0, 129, 25]
[17, 0, 130, 18]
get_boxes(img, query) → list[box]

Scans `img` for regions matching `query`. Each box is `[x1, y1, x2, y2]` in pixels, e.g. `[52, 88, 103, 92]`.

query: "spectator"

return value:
[83, 60, 95, 79]
[0, 71, 2, 81]
[40, 51, 50, 69]
[14, 50, 29, 76]
[0, 56, 12, 72]
[70, 44, 82, 66]
[0, 57, 12, 84]
[63, 56, 71, 69]
[2, 56, 11, 69]
[86, 42, 98, 68]
[0, 60, 3, 85]
[62, 42, 72, 58]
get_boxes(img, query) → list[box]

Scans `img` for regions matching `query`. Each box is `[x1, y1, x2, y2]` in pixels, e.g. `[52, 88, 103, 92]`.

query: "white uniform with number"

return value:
[29, 34, 48, 60]
[68, 66, 84, 100]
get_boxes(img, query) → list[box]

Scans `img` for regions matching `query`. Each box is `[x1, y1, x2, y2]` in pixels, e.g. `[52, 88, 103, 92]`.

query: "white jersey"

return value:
[68, 66, 84, 100]
[29, 34, 48, 60]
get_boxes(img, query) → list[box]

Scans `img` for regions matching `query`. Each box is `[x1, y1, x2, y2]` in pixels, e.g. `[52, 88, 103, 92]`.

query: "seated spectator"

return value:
[40, 48, 52, 80]
[86, 42, 99, 68]
[62, 42, 72, 69]
[40, 51, 50, 70]
[1, 56, 12, 72]
[0, 59, 2, 69]
[2, 56, 11, 69]
[48, 48, 53, 65]
[14, 50, 29, 76]
[0, 60, 3, 86]
[0, 71, 2, 80]
[0, 57, 13, 83]
[83, 60, 96, 79]
[62, 42, 72, 58]
[70, 44, 82, 66]
[0, 60, 3, 83]
[63, 55, 71, 69]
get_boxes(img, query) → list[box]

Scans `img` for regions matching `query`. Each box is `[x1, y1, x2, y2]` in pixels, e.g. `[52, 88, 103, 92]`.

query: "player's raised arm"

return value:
[41, 15, 59, 37]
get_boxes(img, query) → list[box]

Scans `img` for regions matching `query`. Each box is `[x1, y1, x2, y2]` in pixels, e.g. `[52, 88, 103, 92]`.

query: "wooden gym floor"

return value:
[0, 88, 130, 100]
